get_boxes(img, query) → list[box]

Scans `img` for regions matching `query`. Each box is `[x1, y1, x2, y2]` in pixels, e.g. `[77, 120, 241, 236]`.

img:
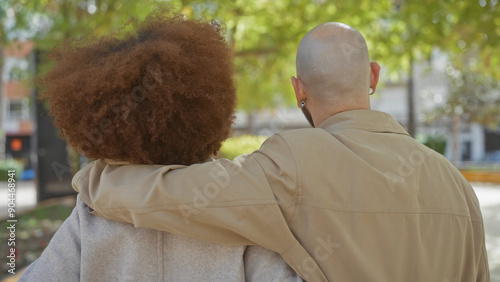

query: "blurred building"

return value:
[371, 51, 499, 163]
[1, 40, 35, 169]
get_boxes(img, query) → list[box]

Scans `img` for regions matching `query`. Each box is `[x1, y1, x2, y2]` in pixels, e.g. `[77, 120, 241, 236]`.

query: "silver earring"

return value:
[301, 100, 306, 108]
[369, 88, 374, 95]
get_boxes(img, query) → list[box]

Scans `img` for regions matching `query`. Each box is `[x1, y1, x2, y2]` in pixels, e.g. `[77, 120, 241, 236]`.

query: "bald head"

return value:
[296, 22, 371, 103]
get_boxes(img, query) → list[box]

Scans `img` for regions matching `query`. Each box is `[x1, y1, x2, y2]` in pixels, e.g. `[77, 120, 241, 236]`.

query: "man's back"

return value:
[273, 110, 489, 281]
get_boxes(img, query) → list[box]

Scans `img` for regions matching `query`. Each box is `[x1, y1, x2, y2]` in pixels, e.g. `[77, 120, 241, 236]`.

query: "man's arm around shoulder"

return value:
[74, 134, 299, 247]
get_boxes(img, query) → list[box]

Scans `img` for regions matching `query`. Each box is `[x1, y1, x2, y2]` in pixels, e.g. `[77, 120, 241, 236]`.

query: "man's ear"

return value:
[369, 62, 381, 95]
[291, 76, 306, 108]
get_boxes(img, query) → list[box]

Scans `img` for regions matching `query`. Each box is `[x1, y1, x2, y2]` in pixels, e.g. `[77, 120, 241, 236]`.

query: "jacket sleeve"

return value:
[477, 241, 490, 281]
[74, 134, 299, 249]
[18, 204, 82, 282]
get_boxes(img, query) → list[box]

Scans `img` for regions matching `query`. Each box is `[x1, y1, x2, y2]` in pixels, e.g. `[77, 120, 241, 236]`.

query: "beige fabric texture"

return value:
[74, 109, 490, 281]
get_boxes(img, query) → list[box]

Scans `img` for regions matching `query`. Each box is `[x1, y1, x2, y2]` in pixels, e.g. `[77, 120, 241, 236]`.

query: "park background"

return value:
[0, 0, 500, 280]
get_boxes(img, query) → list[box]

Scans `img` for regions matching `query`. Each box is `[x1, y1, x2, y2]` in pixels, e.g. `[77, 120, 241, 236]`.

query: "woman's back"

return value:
[20, 197, 301, 281]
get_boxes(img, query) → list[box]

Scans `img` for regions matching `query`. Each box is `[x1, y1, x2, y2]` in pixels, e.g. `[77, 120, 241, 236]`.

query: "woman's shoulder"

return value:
[74, 194, 145, 234]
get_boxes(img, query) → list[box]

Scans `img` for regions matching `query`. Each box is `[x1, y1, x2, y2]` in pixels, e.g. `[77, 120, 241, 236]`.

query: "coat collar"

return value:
[317, 109, 410, 136]
[103, 159, 132, 166]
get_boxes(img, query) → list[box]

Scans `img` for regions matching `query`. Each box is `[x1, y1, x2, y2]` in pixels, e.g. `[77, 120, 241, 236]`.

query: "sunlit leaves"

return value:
[2, 0, 499, 113]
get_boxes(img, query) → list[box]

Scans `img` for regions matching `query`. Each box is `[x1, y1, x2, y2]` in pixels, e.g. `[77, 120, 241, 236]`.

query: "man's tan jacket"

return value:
[74, 110, 489, 281]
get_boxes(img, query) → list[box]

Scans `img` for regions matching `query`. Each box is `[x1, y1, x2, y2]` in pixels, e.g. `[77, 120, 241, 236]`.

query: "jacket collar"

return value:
[102, 158, 215, 166]
[317, 109, 410, 136]
[104, 159, 132, 166]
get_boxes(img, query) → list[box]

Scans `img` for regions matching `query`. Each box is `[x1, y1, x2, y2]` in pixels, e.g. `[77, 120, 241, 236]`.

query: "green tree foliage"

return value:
[4, 0, 150, 45]
[2, 0, 500, 114]
[416, 134, 447, 155]
[219, 135, 267, 160]
[369, 0, 500, 78]
[366, 0, 500, 136]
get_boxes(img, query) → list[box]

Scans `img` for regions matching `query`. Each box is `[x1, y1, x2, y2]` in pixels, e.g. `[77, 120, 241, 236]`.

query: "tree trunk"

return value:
[0, 45, 5, 161]
[451, 115, 461, 166]
[246, 110, 254, 135]
[407, 57, 416, 137]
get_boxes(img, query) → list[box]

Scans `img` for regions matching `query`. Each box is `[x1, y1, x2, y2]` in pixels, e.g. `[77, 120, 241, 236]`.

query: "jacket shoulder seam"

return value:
[275, 133, 302, 223]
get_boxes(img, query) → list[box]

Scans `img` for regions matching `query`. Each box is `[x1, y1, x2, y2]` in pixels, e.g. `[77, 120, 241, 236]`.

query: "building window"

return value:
[7, 99, 29, 120]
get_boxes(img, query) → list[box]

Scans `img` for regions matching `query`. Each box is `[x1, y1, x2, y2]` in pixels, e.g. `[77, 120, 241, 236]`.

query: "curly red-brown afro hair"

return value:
[39, 9, 236, 165]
